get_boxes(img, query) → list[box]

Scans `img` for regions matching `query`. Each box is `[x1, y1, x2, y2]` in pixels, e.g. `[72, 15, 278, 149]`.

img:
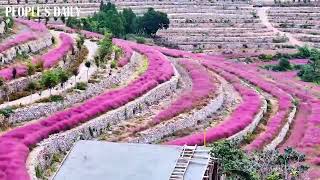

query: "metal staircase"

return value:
[169, 145, 198, 180]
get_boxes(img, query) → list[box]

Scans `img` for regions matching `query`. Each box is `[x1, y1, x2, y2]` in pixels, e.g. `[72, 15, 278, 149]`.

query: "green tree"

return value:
[60, 15, 66, 24]
[278, 58, 292, 71]
[94, 56, 100, 69]
[99, 0, 104, 11]
[297, 45, 311, 58]
[210, 141, 308, 180]
[298, 47, 320, 83]
[122, 8, 136, 34]
[40, 70, 59, 96]
[26, 61, 36, 80]
[100, 2, 117, 13]
[56, 68, 69, 89]
[27, 81, 38, 101]
[72, 68, 79, 85]
[98, 32, 113, 61]
[210, 140, 258, 180]
[76, 35, 85, 50]
[101, 10, 125, 36]
[138, 8, 170, 36]
[3, 16, 13, 32]
[66, 17, 82, 29]
[85, 61, 91, 82]
[0, 107, 14, 118]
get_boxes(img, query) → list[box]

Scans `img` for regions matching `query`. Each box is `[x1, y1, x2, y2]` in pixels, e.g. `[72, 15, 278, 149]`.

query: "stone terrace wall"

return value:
[0, 21, 5, 35]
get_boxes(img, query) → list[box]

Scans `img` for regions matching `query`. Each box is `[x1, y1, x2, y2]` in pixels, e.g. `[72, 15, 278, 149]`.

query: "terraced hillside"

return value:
[0, 1, 320, 180]
[1, 0, 320, 55]
[0, 20, 318, 179]
[267, 7, 320, 48]
[111, 0, 290, 55]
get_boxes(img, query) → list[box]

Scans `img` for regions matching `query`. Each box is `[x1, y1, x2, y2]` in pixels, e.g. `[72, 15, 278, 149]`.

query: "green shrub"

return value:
[299, 65, 319, 82]
[243, 133, 255, 144]
[210, 141, 309, 180]
[110, 60, 117, 69]
[297, 47, 320, 83]
[49, 95, 64, 102]
[0, 107, 14, 118]
[35, 166, 43, 178]
[265, 58, 292, 72]
[75, 82, 87, 90]
[296, 45, 311, 58]
[209, 140, 258, 180]
[135, 36, 146, 44]
[258, 54, 273, 61]
[278, 58, 292, 70]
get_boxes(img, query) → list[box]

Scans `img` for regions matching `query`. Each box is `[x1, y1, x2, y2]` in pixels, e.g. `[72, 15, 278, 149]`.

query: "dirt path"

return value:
[256, 7, 306, 47]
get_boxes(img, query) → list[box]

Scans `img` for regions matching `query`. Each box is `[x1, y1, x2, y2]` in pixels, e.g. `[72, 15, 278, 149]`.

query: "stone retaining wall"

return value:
[27, 58, 180, 179]
[7, 52, 141, 124]
[264, 104, 297, 151]
[0, 33, 53, 65]
[128, 84, 224, 144]
[0, 44, 75, 100]
[0, 21, 5, 35]
[228, 98, 267, 142]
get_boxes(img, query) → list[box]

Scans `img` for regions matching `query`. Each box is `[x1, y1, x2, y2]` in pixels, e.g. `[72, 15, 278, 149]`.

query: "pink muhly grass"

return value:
[0, 32, 36, 53]
[0, 39, 174, 180]
[47, 24, 76, 33]
[38, 33, 74, 68]
[0, 33, 73, 81]
[15, 18, 48, 32]
[153, 59, 216, 124]
[0, 64, 27, 80]
[113, 39, 133, 67]
[80, 30, 104, 39]
[167, 63, 261, 146]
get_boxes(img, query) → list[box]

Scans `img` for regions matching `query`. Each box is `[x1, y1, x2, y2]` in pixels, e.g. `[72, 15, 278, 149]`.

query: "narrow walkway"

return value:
[0, 33, 98, 109]
[256, 7, 306, 47]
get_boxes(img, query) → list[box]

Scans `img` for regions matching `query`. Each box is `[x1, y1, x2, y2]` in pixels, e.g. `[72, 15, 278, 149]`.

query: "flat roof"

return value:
[54, 141, 210, 180]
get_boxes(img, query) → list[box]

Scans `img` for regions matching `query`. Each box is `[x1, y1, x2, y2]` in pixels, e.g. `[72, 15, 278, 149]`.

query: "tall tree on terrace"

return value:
[40, 70, 59, 96]
[56, 68, 69, 89]
[85, 61, 91, 82]
[121, 8, 136, 34]
[138, 8, 170, 36]
[72, 68, 79, 85]
[98, 32, 113, 61]
[76, 35, 85, 50]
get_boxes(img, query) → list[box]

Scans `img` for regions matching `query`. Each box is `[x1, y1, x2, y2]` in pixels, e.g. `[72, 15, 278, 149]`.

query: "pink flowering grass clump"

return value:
[0, 32, 37, 53]
[167, 62, 261, 146]
[153, 60, 216, 124]
[0, 33, 73, 81]
[47, 24, 76, 33]
[196, 60, 293, 151]
[152, 45, 225, 61]
[0, 40, 174, 180]
[15, 18, 48, 32]
[0, 64, 27, 80]
[113, 39, 133, 67]
[80, 30, 104, 39]
[35, 33, 74, 68]
[227, 59, 320, 170]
